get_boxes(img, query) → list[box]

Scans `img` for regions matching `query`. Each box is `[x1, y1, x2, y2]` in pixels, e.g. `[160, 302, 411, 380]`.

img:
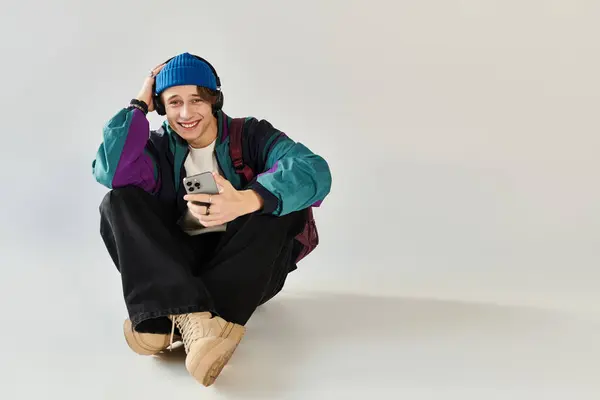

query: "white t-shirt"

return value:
[178, 140, 227, 235]
[183, 139, 219, 176]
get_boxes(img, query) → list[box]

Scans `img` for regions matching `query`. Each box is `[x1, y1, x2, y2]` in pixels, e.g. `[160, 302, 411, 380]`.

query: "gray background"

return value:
[1, 0, 598, 398]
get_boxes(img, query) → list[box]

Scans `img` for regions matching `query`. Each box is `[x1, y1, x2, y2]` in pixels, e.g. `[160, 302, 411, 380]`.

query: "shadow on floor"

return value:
[150, 291, 600, 397]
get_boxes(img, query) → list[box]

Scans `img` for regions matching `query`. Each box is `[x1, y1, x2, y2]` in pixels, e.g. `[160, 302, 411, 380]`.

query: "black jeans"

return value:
[99, 186, 304, 333]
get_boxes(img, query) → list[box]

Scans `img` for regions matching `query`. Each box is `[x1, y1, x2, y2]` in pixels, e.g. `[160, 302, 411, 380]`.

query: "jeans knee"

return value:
[99, 185, 149, 215]
[238, 209, 305, 236]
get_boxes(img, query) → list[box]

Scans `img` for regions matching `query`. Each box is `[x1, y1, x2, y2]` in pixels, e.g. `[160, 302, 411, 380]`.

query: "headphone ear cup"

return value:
[153, 94, 166, 116]
[151, 79, 166, 116]
[213, 91, 224, 111]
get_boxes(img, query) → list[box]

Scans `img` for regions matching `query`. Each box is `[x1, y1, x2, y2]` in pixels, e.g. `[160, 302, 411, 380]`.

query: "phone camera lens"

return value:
[186, 181, 192, 186]
[194, 183, 201, 188]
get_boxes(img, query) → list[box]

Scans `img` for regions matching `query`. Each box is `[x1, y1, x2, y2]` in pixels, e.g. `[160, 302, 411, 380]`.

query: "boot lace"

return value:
[169, 314, 206, 353]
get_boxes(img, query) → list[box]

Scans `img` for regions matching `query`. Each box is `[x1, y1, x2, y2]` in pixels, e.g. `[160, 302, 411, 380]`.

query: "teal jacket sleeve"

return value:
[245, 119, 332, 216]
[92, 107, 160, 193]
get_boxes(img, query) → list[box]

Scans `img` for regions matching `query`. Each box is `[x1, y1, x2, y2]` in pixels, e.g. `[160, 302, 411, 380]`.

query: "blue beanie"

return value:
[154, 52, 218, 95]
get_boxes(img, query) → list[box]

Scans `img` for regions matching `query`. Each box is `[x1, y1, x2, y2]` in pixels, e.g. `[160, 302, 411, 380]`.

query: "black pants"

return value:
[99, 186, 304, 333]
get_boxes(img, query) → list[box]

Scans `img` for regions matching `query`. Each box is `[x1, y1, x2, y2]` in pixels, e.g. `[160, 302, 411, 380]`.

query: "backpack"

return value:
[228, 118, 319, 264]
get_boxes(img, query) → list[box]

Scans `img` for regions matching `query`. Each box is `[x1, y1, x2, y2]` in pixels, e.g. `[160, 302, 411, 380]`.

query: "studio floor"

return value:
[4, 281, 599, 399]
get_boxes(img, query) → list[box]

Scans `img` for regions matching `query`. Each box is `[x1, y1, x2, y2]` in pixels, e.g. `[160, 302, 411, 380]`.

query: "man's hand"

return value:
[136, 62, 165, 113]
[184, 172, 264, 227]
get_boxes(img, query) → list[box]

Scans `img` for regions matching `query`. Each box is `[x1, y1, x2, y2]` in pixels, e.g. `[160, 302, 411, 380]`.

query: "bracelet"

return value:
[127, 103, 147, 114]
[129, 98, 149, 114]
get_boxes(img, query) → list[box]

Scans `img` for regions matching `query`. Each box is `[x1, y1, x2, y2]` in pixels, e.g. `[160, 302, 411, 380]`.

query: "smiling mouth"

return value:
[178, 120, 200, 129]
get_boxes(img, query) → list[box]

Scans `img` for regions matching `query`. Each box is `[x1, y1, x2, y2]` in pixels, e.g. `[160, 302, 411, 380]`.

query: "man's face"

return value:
[161, 85, 217, 148]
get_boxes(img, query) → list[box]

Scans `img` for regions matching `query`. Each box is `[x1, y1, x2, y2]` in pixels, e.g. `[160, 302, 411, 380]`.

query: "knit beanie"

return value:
[154, 52, 218, 95]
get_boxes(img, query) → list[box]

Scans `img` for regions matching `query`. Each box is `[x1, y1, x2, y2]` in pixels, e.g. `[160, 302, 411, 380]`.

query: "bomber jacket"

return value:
[92, 107, 332, 220]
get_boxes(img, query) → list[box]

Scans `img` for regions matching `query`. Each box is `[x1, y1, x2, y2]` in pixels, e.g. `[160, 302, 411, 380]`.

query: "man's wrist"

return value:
[129, 98, 149, 114]
[242, 190, 264, 214]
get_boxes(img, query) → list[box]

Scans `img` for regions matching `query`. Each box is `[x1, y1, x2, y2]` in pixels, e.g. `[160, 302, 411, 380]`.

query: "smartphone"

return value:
[182, 172, 219, 203]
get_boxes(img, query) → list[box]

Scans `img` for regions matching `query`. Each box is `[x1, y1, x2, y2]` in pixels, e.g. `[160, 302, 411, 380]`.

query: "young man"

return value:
[92, 52, 332, 386]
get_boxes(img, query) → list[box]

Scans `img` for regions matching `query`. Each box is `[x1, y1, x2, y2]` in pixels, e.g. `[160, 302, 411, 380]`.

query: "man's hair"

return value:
[160, 86, 219, 106]
[196, 86, 219, 106]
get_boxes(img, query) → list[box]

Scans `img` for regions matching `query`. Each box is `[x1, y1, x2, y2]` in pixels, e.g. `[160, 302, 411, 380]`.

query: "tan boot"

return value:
[123, 319, 181, 355]
[169, 312, 246, 386]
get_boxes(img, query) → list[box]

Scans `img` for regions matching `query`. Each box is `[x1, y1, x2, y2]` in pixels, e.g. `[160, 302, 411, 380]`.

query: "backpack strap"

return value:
[228, 117, 255, 184]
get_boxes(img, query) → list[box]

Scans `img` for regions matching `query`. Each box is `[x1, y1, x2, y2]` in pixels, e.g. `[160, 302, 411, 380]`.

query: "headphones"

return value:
[152, 54, 224, 116]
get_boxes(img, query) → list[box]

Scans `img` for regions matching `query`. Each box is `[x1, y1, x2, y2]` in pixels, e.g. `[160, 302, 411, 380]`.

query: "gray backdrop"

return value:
[1, 0, 598, 398]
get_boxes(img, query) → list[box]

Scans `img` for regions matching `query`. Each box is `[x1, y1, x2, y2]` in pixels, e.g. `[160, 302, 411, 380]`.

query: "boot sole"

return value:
[192, 324, 246, 386]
